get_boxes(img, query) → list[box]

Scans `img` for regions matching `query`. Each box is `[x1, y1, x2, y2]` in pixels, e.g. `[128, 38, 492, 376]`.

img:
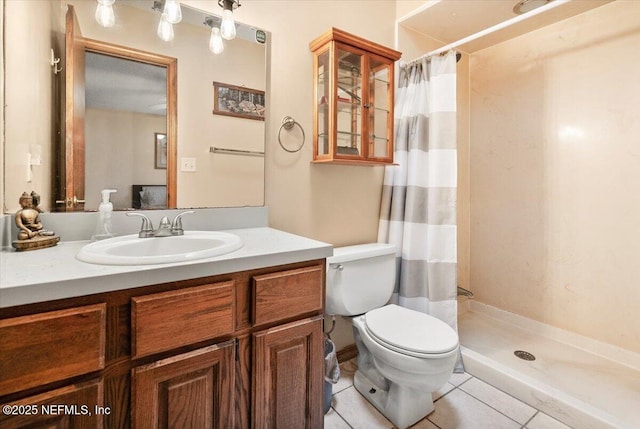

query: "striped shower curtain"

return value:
[378, 52, 462, 371]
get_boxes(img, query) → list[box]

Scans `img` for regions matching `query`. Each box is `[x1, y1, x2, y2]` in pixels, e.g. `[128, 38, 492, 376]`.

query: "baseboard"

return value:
[336, 344, 357, 363]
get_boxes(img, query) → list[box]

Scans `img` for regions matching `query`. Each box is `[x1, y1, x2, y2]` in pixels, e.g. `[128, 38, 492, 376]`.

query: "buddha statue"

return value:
[13, 191, 59, 251]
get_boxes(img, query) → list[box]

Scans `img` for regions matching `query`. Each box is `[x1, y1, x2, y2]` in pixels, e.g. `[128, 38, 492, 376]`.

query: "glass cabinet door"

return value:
[367, 56, 392, 160]
[335, 45, 363, 158]
[316, 48, 331, 157]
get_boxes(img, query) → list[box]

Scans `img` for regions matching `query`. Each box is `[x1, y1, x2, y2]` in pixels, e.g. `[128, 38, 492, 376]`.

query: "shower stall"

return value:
[398, 1, 640, 427]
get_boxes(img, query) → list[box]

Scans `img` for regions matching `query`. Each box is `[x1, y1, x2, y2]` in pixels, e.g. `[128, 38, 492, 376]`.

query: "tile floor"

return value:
[325, 359, 573, 429]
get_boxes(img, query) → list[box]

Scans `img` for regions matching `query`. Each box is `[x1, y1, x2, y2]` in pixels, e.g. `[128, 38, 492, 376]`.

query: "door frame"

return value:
[63, 31, 178, 210]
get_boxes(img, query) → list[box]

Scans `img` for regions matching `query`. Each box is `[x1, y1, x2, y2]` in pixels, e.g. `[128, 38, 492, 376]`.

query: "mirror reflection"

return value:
[3, 0, 268, 213]
[86, 52, 168, 210]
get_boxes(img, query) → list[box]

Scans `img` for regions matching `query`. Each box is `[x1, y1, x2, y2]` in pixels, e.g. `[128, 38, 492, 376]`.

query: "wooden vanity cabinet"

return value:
[251, 266, 325, 429]
[310, 28, 402, 165]
[0, 259, 326, 429]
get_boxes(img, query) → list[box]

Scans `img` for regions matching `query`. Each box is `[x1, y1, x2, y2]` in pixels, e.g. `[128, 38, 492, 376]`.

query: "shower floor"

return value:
[458, 303, 640, 429]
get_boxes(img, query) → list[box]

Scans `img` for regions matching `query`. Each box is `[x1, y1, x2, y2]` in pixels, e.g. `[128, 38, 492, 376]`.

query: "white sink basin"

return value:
[76, 231, 243, 265]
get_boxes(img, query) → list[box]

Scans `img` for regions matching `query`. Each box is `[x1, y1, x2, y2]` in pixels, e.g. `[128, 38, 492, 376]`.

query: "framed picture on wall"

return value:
[213, 81, 265, 121]
[155, 132, 167, 169]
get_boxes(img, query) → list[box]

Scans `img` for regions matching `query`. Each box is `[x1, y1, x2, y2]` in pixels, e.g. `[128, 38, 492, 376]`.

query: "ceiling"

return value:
[85, 0, 614, 113]
[85, 52, 167, 116]
[399, 0, 613, 53]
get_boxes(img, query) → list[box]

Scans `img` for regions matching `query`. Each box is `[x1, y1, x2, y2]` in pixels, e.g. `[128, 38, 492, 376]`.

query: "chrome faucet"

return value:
[170, 210, 195, 236]
[126, 212, 154, 238]
[126, 210, 195, 238]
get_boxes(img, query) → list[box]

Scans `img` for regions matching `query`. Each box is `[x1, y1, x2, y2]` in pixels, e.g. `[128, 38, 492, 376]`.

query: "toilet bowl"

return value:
[352, 305, 458, 427]
[326, 243, 459, 429]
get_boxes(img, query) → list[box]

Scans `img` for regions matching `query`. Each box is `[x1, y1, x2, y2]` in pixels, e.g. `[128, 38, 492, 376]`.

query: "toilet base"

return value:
[354, 369, 435, 429]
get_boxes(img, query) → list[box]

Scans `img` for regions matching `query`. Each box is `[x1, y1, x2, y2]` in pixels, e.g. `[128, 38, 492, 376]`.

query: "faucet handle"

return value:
[126, 212, 154, 238]
[158, 216, 171, 228]
[171, 210, 195, 235]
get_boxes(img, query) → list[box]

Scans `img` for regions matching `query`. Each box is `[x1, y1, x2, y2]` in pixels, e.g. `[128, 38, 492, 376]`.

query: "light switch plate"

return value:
[181, 157, 197, 172]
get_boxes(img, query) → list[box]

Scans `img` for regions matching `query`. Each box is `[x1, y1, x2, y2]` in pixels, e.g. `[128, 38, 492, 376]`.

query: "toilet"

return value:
[326, 243, 459, 429]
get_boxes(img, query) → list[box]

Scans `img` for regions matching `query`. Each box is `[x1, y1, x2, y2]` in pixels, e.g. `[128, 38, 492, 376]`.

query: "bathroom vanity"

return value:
[0, 225, 331, 429]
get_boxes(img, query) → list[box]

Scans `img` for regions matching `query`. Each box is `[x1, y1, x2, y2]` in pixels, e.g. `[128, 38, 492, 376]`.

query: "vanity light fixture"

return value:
[95, 0, 115, 28]
[218, 0, 241, 40]
[162, 0, 182, 24]
[152, 0, 176, 42]
[205, 17, 225, 54]
[513, 0, 552, 14]
[157, 15, 175, 42]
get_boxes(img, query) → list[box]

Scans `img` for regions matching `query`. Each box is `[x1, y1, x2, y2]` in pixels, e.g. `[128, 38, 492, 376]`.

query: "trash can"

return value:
[324, 337, 340, 414]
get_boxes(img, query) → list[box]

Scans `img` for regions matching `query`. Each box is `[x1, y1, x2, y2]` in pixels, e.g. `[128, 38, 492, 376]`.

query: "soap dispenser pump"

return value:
[92, 189, 117, 241]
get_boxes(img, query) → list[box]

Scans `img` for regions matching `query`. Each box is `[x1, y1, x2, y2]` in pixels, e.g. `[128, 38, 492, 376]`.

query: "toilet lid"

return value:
[365, 305, 458, 355]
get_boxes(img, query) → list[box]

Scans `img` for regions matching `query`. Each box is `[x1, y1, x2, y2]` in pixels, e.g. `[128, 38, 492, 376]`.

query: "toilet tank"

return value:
[326, 243, 397, 316]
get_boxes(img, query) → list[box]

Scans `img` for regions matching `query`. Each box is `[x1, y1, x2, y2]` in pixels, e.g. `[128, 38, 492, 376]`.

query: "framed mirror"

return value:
[3, 0, 268, 213]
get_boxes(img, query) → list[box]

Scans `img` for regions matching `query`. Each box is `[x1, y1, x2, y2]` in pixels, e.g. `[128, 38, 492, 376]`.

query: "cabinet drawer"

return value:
[132, 281, 234, 358]
[0, 379, 103, 428]
[252, 265, 323, 326]
[0, 303, 106, 396]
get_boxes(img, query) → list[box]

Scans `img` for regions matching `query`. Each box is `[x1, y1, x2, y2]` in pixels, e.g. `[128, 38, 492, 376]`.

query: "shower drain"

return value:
[514, 350, 536, 361]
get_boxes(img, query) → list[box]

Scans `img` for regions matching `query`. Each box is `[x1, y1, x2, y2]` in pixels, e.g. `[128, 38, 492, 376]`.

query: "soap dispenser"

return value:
[92, 189, 117, 241]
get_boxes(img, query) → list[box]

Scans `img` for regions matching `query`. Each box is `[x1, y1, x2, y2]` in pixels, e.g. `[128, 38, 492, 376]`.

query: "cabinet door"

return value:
[366, 53, 394, 162]
[253, 316, 323, 429]
[131, 341, 234, 429]
[334, 43, 364, 159]
[0, 379, 103, 429]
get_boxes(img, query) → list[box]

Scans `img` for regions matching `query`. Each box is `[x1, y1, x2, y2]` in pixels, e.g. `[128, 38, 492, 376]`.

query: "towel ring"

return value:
[278, 116, 305, 153]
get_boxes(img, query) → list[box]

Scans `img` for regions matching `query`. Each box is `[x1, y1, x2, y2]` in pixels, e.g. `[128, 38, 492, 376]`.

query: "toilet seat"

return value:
[364, 304, 458, 358]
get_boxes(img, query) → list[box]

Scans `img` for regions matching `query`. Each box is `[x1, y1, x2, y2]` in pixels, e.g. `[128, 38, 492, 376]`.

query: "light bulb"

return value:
[157, 16, 174, 42]
[95, 2, 115, 28]
[163, 0, 182, 24]
[209, 27, 224, 54]
[220, 9, 236, 40]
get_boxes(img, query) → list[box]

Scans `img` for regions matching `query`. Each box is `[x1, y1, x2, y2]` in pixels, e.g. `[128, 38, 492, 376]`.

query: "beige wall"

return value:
[469, 1, 640, 353]
[0, 1, 4, 212]
[3, 0, 61, 212]
[84, 109, 166, 209]
[195, 0, 397, 246]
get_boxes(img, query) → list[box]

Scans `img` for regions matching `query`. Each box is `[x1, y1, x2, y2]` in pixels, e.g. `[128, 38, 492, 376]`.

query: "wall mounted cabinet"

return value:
[310, 28, 402, 165]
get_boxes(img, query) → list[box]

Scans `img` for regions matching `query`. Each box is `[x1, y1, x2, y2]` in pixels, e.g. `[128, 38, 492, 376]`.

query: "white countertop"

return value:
[0, 227, 333, 308]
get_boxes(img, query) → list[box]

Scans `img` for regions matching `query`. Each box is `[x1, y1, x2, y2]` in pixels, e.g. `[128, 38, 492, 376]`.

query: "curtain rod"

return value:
[402, 0, 570, 68]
